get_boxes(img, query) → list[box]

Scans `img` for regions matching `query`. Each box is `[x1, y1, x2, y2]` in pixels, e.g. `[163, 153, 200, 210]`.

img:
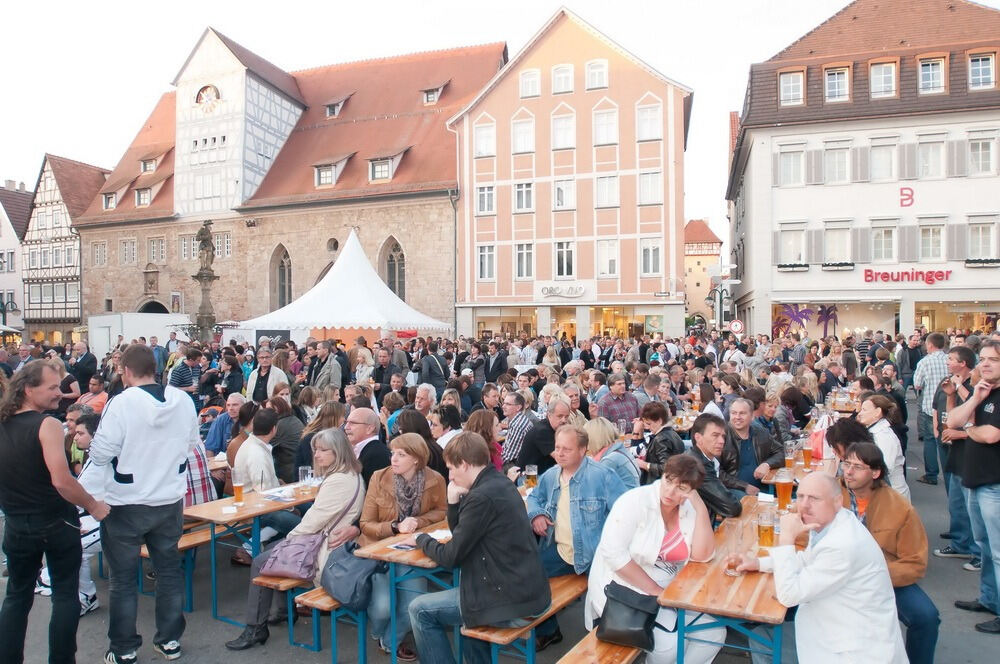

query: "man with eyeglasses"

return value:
[246, 349, 283, 405]
[840, 442, 938, 663]
[729, 471, 906, 663]
[343, 407, 390, 488]
[499, 391, 532, 470]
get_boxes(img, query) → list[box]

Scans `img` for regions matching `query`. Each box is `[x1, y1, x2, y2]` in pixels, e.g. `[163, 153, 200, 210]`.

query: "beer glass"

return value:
[524, 465, 538, 489]
[757, 508, 775, 548]
[232, 468, 246, 507]
[724, 521, 744, 577]
[784, 441, 796, 469]
[775, 468, 794, 512]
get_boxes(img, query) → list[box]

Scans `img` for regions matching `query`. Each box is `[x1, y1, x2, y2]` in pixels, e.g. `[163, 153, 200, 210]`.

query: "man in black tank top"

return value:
[0, 361, 110, 664]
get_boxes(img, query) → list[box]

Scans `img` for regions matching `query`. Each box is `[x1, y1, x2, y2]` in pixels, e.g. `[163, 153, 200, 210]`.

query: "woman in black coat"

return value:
[635, 402, 685, 484]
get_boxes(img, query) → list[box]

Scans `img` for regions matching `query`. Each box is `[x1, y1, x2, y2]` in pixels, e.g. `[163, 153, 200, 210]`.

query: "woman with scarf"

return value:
[360, 433, 446, 661]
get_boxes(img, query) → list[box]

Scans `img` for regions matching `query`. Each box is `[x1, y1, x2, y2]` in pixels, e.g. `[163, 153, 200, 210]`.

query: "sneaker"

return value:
[933, 546, 972, 559]
[976, 617, 1000, 634]
[34, 579, 52, 597]
[153, 641, 182, 660]
[916, 475, 938, 485]
[79, 592, 99, 616]
[964, 558, 983, 572]
[104, 651, 138, 664]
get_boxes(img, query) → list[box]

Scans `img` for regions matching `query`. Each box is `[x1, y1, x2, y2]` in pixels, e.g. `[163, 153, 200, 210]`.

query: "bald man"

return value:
[732, 472, 906, 663]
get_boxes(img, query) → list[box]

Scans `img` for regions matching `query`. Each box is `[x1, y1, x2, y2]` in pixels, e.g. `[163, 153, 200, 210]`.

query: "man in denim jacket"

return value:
[525, 424, 626, 650]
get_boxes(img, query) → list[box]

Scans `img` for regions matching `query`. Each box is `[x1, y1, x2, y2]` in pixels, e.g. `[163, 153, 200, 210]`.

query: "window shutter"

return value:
[772, 153, 781, 187]
[852, 228, 872, 263]
[806, 229, 824, 263]
[899, 225, 918, 262]
[947, 224, 967, 260]
[805, 150, 824, 185]
[772, 230, 782, 265]
[947, 140, 968, 177]
[899, 144, 918, 180]
[851, 147, 870, 182]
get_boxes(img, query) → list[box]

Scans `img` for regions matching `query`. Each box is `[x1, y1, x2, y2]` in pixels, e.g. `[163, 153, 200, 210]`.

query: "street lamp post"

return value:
[704, 279, 741, 331]
[0, 299, 20, 345]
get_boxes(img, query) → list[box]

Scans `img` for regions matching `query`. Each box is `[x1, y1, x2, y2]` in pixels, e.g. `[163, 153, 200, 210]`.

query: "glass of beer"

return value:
[757, 508, 775, 548]
[802, 445, 813, 470]
[524, 465, 538, 489]
[297, 466, 313, 496]
[775, 469, 794, 512]
[232, 469, 246, 507]
[784, 442, 796, 469]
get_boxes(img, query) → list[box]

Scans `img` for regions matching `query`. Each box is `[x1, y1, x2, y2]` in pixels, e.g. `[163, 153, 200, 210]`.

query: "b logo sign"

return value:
[900, 187, 914, 208]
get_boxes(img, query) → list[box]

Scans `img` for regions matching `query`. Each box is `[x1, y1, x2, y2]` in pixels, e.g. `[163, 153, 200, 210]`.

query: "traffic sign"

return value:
[729, 319, 744, 334]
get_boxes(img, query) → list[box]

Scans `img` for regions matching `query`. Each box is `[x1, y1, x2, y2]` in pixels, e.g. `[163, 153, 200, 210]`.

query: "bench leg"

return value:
[490, 642, 501, 664]
[773, 623, 783, 664]
[288, 590, 321, 652]
[676, 608, 687, 664]
[356, 609, 367, 664]
[97, 551, 105, 579]
[525, 628, 536, 664]
[182, 550, 195, 613]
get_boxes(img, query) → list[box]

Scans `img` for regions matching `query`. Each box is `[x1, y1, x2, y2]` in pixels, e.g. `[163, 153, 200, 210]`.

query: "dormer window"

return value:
[325, 102, 344, 118]
[140, 159, 155, 173]
[919, 57, 946, 94]
[315, 164, 335, 186]
[424, 89, 439, 104]
[135, 188, 151, 207]
[103, 193, 117, 210]
[370, 160, 391, 180]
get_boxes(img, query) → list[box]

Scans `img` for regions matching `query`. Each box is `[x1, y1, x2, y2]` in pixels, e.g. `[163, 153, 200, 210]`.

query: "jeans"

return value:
[261, 510, 301, 539]
[408, 587, 534, 664]
[966, 484, 1000, 614]
[101, 501, 185, 655]
[0, 512, 82, 664]
[946, 473, 979, 557]
[895, 584, 940, 664]
[368, 565, 425, 647]
[535, 541, 577, 638]
[918, 413, 939, 481]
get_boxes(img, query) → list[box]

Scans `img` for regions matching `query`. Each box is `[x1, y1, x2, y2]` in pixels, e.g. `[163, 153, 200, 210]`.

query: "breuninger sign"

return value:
[863, 268, 953, 285]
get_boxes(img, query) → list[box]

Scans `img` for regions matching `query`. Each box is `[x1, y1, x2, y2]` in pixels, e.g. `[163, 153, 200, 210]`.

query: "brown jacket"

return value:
[841, 484, 928, 587]
[358, 466, 447, 546]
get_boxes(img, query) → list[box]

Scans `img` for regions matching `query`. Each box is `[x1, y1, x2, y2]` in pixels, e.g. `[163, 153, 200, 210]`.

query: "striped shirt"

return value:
[502, 411, 533, 463]
[912, 350, 949, 416]
[185, 443, 217, 507]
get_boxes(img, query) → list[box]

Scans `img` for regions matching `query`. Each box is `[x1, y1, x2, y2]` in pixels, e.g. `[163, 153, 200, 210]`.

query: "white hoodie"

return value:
[84, 384, 200, 507]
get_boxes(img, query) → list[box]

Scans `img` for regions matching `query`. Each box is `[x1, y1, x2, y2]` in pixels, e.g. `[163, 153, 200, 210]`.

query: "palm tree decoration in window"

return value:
[816, 304, 839, 338]
[771, 315, 790, 339]
[779, 303, 815, 332]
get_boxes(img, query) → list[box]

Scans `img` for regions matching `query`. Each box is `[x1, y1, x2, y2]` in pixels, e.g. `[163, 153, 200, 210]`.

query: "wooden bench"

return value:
[557, 628, 641, 664]
[251, 576, 318, 651]
[461, 574, 589, 663]
[294, 588, 368, 663]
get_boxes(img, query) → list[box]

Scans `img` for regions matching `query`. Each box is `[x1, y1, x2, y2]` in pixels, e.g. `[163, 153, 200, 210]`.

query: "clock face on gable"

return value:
[196, 85, 220, 113]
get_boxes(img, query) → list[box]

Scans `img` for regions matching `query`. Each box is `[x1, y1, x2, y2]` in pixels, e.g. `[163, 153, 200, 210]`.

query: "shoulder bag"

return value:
[320, 539, 386, 612]
[596, 581, 673, 651]
[259, 475, 362, 580]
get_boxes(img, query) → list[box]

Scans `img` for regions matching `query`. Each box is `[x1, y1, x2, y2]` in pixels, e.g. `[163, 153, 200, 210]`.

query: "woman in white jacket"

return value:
[585, 455, 723, 664]
[857, 394, 911, 501]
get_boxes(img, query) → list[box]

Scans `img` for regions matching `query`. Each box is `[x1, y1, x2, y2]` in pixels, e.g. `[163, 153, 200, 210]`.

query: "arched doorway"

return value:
[379, 236, 405, 301]
[270, 245, 292, 310]
[138, 300, 169, 313]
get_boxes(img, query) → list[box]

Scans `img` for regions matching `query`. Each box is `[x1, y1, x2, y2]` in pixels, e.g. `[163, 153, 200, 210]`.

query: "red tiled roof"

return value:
[0, 184, 33, 240]
[684, 219, 722, 245]
[242, 42, 507, 209]
[77, 93, 176, 225]
[209, 28, 305, 105]
[44, 154, 110, 222]
[770, 0, 1000, 62]
[728, 111, 740, 155]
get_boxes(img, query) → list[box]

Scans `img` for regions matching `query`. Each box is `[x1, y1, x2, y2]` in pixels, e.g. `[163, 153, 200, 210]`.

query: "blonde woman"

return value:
[226, 427, 365, 650]
[795, 371, 821, 405]
[49, 357, 81, 419]
[585, 417, 639, 489]
[542, 346, 561, 371]
[296, 401, 346, 469]
[536, 382, 564, 417]
[439, 388, 466, 421]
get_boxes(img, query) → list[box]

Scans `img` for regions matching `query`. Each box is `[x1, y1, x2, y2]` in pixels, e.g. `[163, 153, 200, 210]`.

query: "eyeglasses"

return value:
[344, 419, 366, 426]
[840, 461, 871, 472]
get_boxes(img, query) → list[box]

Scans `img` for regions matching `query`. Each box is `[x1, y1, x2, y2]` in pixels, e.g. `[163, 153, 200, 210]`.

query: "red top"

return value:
[658, 527, 688, 563]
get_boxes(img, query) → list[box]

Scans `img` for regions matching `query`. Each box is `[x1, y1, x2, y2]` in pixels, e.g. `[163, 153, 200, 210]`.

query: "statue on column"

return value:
[196, 222, 215, 272]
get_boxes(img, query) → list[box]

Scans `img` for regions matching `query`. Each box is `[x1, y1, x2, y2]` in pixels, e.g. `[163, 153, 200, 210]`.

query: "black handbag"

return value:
[320, 540, 385, 612]
[596, 581, 672, 651]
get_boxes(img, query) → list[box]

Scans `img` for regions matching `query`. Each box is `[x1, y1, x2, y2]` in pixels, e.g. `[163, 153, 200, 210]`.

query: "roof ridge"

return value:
[768, 0, 860, 61]
[45, 153, 111, 174]
[289, 41, 506, 75]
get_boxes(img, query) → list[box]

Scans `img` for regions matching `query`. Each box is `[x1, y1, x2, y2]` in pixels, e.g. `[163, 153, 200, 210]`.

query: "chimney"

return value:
[18, 182, 25, 192]
[2, 180, 14, 190]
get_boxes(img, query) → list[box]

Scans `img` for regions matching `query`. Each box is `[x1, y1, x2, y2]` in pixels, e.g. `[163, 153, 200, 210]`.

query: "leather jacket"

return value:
[642, 427, 686, 484]
[720, 426, 784, 492]
[686, 447, 742, 519]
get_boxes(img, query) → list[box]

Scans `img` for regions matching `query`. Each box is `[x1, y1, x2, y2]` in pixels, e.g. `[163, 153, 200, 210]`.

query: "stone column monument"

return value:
[192, 220, 219, 343]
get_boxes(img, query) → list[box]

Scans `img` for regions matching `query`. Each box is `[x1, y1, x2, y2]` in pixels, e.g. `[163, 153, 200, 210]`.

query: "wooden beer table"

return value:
[658, 496, 788, 663]
[207, 456, 228, 472]
[762, 455, 838, 486]
[354, 520, 460, 664]
[182, 483, 318, 626]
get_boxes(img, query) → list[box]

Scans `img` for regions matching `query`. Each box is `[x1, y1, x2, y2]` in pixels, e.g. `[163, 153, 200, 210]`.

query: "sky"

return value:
[4, 0, 999, 247]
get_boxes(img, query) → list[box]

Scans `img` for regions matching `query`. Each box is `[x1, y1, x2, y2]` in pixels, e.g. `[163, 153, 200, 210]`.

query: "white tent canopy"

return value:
[240, 229, 451, 333]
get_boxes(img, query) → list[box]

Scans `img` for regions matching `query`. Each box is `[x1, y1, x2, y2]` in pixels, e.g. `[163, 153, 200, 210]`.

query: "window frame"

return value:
[325, 101, 344, 118]
[824, 148, 849, 184]
[778, 150, 805, 187]
[513, 182, 534, 213]
[476, 185, 495, 215]
[511, 118, 535, 154]
[519, 69, 541, 98]
[147, 237, 166, 263]
[778, 69, 805, 106]
[968, 223, 996, 259]
[370, 159, 391, 181]
[551, 114, 576, 150]
[596, 239, 618, 278]
[515, 243, 534, 280]
[823, 64, 851, 103]
[870, 144, 896, 181]
[102, 193, 116, 210]
[869, 60, 899, 99]
[969, 52, 996, 91]
[871, 226, 897, 263]
[554, 241, 576, 279]
[639, 237, 662, 277]
[593, 109, 618, 146]
[595, 175, 619, 208]
[638, 171, 663, 205]
[917, 54, 948, 95]
[213, 232, 232, 259]
[778, 227, 806, 264]
[423, 89, 439, 105]
[917, 141, 944, 179]
[92, 242, 107, 267]
[477, 244, 496, 281]
[140, 159, 155, 173]
[969, 138, 996, 175]
[585, 60, 609, 90]
[473, 123, 496, 157]
[119, 238, 137, 266]
[823, 226, 852, 263]
[552, 64, 574, 94]
[314, 164, 335, 187]
[553, 179, 576, 210]
[636, 104, 663, 141]
[918, 225, 945, 261]
[135, 188, 151, 207]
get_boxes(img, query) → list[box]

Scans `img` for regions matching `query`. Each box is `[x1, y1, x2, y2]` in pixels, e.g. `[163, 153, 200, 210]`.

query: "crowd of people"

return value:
[0, 323, 998, 663]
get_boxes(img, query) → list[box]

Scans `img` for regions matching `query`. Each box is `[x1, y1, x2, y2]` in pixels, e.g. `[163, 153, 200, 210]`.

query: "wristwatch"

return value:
[390, 521, 400, 534]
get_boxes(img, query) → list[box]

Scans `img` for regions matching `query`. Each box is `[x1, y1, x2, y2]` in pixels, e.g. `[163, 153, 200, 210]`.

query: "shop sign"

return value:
[863, 268, 953, 285]
[534, 280, 593, 300]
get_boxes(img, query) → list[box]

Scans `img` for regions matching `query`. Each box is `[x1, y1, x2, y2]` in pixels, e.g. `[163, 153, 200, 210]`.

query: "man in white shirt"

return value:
[722, 338, 746, 373]
[731, 472, 907, 663]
